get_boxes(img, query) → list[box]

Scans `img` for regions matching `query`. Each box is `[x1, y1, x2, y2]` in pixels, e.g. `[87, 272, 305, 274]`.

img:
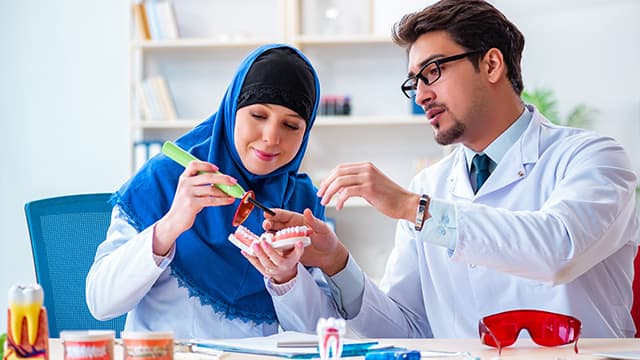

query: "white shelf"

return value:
[326, 197, 370, 208]
[315, 115, 424, 126]
[130, 35, 392, 49]
[294, 34, 392, 45]
[133, 115, 425, 130]
[130, 38, 281, 50]
[132, 120, 198, 129]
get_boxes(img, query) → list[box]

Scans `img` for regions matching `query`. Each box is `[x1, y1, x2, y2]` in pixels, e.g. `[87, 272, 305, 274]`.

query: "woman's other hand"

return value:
[242, 240, 304, 284]
[262, 208, 349, 276]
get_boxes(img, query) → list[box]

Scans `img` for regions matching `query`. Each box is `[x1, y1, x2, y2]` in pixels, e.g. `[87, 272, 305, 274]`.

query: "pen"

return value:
[191, 345, 225, 357]
[175, 342, 225, 359]
[421, 350, 478, 359]
[246, 196, 276, 216]
[276, 340, 318, 348]
[276, 341, 379, 349]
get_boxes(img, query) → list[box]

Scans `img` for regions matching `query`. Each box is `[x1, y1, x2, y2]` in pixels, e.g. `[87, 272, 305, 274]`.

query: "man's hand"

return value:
[263, 209, 349, 276]
[317, 162, 418, 222]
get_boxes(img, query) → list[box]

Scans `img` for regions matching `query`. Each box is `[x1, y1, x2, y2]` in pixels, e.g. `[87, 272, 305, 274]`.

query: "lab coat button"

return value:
[438, 227, 446, 236]
[441, 215, 449, 224]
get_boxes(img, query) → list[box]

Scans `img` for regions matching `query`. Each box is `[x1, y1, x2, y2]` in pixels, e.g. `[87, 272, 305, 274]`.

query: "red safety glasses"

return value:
[478, 309, 581, 355]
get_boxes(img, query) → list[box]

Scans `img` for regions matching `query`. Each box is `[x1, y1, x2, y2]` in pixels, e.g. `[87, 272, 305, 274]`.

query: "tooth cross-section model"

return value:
[316, 317, 346, 360]
[5, 284, 49, 360]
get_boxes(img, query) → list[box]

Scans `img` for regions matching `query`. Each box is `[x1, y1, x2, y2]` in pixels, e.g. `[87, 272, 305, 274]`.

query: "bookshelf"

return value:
[129, 0, 445, 282]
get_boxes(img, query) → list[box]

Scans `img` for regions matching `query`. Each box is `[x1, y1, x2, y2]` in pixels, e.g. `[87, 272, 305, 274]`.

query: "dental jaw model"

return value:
[316, 317, 346, 360]
[5, 284, 49, 360]
[228, 225, 312, 255]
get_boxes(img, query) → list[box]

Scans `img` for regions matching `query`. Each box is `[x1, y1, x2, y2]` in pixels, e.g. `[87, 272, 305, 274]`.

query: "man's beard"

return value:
[434, 119, 465, 145]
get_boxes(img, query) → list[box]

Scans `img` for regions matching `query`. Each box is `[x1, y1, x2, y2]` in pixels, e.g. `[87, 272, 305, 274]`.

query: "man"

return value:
[244, 0, 639, 338]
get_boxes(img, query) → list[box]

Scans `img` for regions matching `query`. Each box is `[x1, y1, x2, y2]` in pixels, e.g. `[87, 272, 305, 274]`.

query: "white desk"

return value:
[47, 337, 640, 359]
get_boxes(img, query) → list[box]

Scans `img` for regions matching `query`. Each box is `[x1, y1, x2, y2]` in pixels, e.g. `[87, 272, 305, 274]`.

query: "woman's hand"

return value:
[242, 240, 304, 284]
[153, 160, 237, 256]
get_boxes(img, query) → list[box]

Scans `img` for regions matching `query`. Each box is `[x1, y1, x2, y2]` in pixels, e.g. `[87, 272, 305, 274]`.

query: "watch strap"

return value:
[415, 194, 430, 231]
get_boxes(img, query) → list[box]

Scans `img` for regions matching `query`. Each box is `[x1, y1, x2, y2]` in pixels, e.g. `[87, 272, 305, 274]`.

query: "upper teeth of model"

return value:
[8, 284, 44, 346]
[275, 226, 308, 237]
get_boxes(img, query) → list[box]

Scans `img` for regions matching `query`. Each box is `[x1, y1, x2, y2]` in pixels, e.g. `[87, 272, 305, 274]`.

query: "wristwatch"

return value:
[414, 194, 430, 231]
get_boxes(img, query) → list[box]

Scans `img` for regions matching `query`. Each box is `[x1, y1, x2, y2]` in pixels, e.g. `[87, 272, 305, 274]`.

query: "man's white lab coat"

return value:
[272, 109, 640, 338]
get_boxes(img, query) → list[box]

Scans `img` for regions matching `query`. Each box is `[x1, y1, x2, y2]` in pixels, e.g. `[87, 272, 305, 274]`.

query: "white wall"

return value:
[0, 0, 638, 331]
[0, 0, 130, 327]
[494, 0, 640, 173]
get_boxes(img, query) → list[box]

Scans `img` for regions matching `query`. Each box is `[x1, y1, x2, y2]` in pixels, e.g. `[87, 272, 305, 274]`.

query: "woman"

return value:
[86, 44, 325, 338]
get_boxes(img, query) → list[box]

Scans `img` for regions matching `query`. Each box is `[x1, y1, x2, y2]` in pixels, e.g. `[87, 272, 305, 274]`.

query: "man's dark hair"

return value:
[392, 0, 525, 95]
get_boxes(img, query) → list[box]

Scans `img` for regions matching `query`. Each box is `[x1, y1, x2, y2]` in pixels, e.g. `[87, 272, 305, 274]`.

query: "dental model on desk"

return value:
[4, 284, 49, 360]
[316, 317, 346, 360]
[228, 225, 311, 255]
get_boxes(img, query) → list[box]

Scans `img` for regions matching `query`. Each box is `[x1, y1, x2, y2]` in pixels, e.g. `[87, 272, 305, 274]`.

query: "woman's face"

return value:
[234, 103, 307, 175]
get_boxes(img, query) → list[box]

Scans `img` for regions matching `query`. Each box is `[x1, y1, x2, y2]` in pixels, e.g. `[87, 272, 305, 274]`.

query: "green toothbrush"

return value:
[161, 141, 275, 215]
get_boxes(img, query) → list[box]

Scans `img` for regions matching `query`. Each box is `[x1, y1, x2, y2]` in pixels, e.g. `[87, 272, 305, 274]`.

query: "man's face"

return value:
[408, 31, 490, 148]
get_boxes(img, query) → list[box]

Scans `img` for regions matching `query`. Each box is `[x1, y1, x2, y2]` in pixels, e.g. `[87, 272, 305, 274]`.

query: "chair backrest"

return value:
[24, 193, 126, 338]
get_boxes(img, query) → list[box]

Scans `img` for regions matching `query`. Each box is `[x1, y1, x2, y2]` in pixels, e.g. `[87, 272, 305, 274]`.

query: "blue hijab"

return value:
[112, 44, 324, 324]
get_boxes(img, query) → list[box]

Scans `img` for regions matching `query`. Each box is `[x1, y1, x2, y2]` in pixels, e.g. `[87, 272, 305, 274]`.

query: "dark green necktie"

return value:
[473, 154, 491, 193]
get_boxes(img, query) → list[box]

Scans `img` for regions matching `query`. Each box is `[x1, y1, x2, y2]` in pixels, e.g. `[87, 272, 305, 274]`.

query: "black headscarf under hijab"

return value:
[237, 47, 316, 124]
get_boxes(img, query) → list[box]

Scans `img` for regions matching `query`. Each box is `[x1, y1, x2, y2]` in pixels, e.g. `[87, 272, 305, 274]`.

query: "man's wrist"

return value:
[322, 243, 350, 276]
[414, 194, 431, 231]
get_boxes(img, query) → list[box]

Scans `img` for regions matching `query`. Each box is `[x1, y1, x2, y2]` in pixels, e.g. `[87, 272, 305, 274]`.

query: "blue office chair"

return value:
[24, 193, 126, 337]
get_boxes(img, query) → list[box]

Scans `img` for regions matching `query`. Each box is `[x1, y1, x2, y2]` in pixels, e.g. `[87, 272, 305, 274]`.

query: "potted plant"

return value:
[521, 87, 597, 128]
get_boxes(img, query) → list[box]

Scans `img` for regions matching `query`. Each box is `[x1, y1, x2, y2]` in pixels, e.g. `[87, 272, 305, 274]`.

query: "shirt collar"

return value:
[464, 106, 532, 171]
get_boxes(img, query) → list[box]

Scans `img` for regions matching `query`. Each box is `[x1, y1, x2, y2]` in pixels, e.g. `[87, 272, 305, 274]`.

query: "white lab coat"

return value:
[86, 208, 280, 339]
[273, 109, 639, 338]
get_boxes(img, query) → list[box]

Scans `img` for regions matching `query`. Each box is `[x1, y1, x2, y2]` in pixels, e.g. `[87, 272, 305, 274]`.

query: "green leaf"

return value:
[566, 103, 596, 128]
[0, 332, 6, 359]
[522, 86, 595, 128]
[522, 87, 560, 124]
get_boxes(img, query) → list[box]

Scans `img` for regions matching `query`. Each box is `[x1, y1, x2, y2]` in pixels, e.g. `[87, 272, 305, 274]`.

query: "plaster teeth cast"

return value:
[316, 317, 346, 360]
[228, 225, 312, 255]
[8, 284, 45, 346]
[274, 226, 311, 239]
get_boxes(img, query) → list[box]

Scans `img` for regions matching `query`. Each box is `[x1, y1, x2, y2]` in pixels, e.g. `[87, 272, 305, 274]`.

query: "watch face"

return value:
[415, 194, 429, 230]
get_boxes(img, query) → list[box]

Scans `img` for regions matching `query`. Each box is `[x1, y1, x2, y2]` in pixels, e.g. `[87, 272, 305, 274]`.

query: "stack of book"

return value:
[132, 0, 179, 40]
[137, 76, 177, 121]
[134, 140, 164, 169]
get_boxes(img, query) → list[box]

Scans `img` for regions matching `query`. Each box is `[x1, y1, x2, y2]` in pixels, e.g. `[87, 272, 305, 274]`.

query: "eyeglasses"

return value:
[478, 309, 581, 356]
[400, 50, 483, 98]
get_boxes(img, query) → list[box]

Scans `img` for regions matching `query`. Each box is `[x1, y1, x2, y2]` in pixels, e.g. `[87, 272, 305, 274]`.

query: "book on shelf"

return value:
[134, 140, 163, 170]
[138, 75, 177, 121]
[132, 2, 151, 40]
[153, 76, 178, 120]
[136, 82, 154, 120]
[144, 0, 179, 40]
